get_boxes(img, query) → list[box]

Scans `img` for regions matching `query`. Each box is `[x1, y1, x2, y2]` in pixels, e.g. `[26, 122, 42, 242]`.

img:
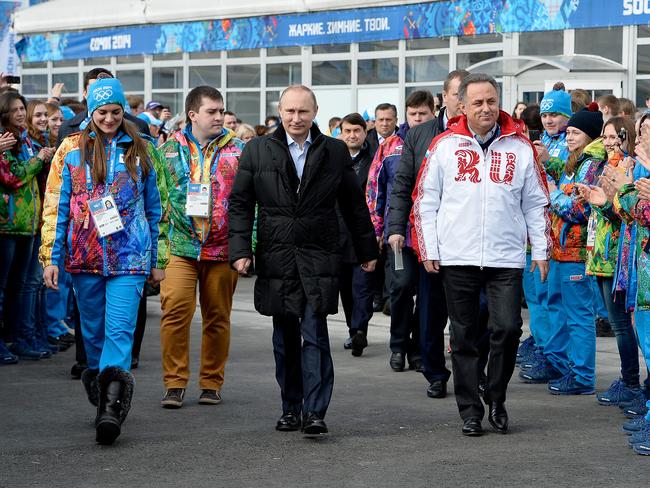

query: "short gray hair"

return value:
[458, 73, 500, 102]
[279, 84, 317, 109]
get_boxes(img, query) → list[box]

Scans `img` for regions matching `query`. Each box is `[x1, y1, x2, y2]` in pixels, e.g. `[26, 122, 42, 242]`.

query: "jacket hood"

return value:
[182, 124, 236, 150]
[446, 110, 526, 139]
[583, 138, 607, 161]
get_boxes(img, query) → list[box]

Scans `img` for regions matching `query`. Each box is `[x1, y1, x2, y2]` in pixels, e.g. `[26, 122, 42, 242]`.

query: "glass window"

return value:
[267, 46, 301, 56]
[189, 66, 221, 88]
[190, 51, 220, 59]
[406, 37, 449, 50]
[21, 74, 48, 95]
[358, 87, 399, 117]
[266, 91, 281, 118]
[52, 60, 77, 68]
[639, 25, 650, 38]
[458, 33, 502, 45]
[266, 63, 302, 87]
[115, 70, 144, 92]
[153, 67, 183, 89]
[227, 49, 260, 58]
[358, 40, 399, 52]
[21, 61, 47, 69]
[358, 58, 399, 84]
[117, 55, 143, 64]
[312, 88, 352, 130]
[406, 55, 449, 82]
[575, 27, 622, 63]
[85, 57, 111, 66]
[636, 80, 650, 107]
[150, 92, 184, 116]
[226, 91, 260, 124]
[313, 44, 349, 54]
[406, 85, 443, 99]
[456, 51, 502, 69]
[227, 65, 260, 88]
[519, 30, 563, 55]
[312, 60, 351, 85]
[153, 53, 182, 61]
[639, 45, 650, 75]
[52, 73, 79, 94]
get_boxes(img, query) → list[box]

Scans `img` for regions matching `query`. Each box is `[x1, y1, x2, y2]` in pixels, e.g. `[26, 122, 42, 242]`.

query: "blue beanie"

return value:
[540, 85, 572, 119]
[80, 78, 127, 130]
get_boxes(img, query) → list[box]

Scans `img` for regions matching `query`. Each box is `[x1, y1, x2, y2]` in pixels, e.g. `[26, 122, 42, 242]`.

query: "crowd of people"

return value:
[0, 66, 649, 456]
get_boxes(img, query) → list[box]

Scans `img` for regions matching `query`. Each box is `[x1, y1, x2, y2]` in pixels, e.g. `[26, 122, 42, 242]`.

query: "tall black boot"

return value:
[81, 368, 99, 406]
[95, 366, 135, 445]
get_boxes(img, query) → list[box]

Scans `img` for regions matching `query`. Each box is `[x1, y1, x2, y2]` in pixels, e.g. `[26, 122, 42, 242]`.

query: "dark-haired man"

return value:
[58, 68, 149, 144]
[157, 86, 244, 409]
[367, 103, 398, 156]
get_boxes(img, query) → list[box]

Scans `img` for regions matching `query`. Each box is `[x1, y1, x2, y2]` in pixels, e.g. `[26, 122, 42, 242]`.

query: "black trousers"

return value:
[418, 267, 450, 382]
[339, 263, 375, 335]
[442, 266, 523, 420]
[387, 247, 420, 355]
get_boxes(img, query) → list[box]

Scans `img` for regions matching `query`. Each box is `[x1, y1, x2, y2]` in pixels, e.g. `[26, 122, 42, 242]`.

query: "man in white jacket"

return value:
[412, 73, 551, 437]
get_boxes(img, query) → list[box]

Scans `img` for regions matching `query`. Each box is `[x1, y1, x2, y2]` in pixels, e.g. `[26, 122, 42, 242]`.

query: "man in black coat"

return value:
[57, 68, 150, 146]
[387, 70, 469, 400]
[228, 86, 378, 437]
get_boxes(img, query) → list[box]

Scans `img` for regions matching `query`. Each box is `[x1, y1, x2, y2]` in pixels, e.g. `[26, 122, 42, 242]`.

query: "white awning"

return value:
[467, 55, 627, 77]
[13, 0, 425, 34]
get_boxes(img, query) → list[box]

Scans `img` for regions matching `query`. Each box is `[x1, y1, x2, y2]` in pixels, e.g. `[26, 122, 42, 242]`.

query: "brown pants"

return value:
[160, 255, 238, 390]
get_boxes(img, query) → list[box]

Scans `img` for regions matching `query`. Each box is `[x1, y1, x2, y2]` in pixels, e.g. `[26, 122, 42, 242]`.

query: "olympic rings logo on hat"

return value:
[540, 99, 554, 112]
[93, 88, 113, 102]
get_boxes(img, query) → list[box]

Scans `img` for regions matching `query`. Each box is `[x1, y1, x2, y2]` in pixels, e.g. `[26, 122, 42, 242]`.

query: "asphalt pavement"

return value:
[1, 276, 648, 488]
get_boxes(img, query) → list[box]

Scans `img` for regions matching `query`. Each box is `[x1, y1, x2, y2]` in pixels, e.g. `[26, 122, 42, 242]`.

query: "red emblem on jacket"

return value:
[454, 149, 481, 183]
[489, 151, 516, 185]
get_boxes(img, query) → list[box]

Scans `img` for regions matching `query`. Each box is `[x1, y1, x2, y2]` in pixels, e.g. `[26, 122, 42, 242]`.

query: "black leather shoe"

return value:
[389, 352, 405, 372]
[478, 371, 487, 404]
[70, 362, 87, 379]
[488, 402, 508, 434]
[276, 412, 301, 432]
[351, 331, 367, 357]
[407, 353, 422, 372]
[462, 418, 484, 437]
[427, 380, 447, 398]
[302, 412, 328, 437]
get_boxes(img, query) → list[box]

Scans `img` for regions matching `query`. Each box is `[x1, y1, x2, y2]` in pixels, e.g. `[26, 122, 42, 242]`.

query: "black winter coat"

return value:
[228, 124, 378, 317]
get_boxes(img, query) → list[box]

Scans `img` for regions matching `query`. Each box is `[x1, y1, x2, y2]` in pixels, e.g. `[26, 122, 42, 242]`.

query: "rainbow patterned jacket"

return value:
[39, 132, 163, 275]
[549, 139, 607, 262]
[0, 131, 43, 236]
[157, 126, 243, 266]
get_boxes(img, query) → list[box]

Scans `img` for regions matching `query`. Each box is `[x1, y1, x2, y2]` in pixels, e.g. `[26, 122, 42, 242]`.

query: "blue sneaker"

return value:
[597, 379, 642, 406]
[0, 340, 18, 365]
[548, 374, 595, 395]
[10, 340, 44, 360]
[633, 440, 650, 455]
[520, 349, 549, 370]
[627, 423, 650, 446]
[623, 416, 649, 434]
[623, 397, 650, 419]
[516, 336, 536, 365]
[519, 360, 563, 384]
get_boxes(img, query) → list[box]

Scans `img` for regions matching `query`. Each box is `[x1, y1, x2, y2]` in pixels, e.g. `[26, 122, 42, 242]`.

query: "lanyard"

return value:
[85, 138, 118, 193]
[179, 138, 221, 183]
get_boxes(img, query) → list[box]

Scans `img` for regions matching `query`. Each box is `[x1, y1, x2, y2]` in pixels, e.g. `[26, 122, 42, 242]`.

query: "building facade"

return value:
[13, 1, 650, 124]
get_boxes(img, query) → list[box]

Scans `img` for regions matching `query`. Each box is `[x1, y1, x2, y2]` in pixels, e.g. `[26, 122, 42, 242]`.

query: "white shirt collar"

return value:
[286, 131, 312, 149]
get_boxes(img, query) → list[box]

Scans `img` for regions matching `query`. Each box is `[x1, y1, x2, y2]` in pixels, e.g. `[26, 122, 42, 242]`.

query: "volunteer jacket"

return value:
[411, 111, 551, 268]
[157, 126, 243, 266]
[39, 131, 163, 276]
[541, 130, 569, 184]
[549, 138, 607, 262]
[0, 130, 43, 236]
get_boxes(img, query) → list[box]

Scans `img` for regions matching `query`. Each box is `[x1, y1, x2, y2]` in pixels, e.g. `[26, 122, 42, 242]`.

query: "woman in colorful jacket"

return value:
[40, 78, 164, 445]
[542, 103, 605, 395]
[577, 116, 643, 406]
[0, 91, 54, 363]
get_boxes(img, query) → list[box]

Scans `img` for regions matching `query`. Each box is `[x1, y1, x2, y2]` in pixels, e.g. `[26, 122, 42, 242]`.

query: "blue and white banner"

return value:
[16, 0, 650, 62]
[1, 1, 22, 73]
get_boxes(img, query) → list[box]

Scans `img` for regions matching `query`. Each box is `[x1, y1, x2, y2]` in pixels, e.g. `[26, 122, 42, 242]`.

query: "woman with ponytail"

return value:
[39, 78, 165, 445]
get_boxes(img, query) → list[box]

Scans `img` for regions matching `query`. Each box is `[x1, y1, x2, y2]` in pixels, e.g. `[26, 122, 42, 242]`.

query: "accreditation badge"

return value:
[586, 213, 597, 251]
[89, 195, 124, 238]
[185, 183, 210, 217]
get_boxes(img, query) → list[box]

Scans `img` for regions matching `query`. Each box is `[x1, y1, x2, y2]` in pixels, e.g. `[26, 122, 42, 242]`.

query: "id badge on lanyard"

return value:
[181, 144, 213, 218]
[586, 213, 597, 251]
[86, 140, 124, 238]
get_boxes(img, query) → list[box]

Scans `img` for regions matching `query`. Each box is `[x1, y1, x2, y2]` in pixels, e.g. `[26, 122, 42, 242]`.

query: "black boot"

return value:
[81, 368, 100, 406]
[95, 366, 135, 445]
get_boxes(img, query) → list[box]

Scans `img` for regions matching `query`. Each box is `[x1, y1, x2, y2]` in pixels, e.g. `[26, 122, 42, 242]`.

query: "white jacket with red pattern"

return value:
[410, 111, 551, 269]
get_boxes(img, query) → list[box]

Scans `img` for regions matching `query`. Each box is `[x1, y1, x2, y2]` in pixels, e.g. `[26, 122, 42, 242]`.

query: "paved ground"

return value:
[1, 276, 648, 488]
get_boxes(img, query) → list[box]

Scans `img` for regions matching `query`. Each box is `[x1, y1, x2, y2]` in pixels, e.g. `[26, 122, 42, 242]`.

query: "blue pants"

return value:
[545, 261, 596, 387]
[272, 303, 334, 418]
[71, 273, 145, 372]
[522, 253, 551, 351]
[18, 234, 48, 346]
[0, 235, 34, 344]
[635, 310, 650, 392]
[44, 266, 73, 337]
[590, 275, 608, 319]
[597, 277, 639, 388]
